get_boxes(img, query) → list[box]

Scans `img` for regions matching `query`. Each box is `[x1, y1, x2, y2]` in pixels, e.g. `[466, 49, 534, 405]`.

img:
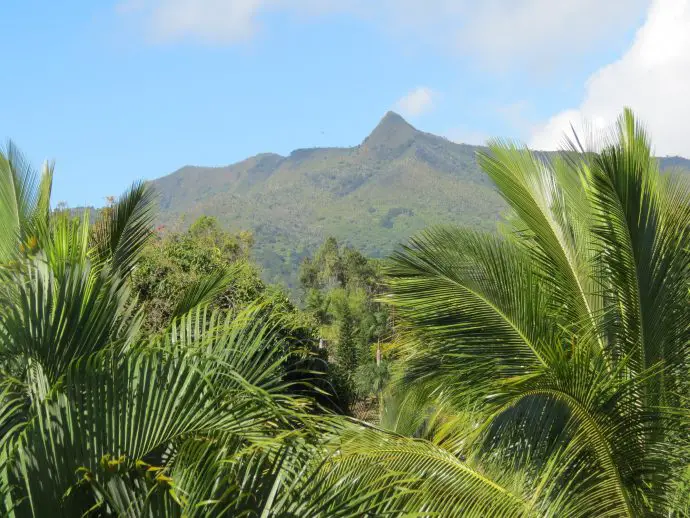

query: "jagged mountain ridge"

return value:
[152, 112, 690, 286]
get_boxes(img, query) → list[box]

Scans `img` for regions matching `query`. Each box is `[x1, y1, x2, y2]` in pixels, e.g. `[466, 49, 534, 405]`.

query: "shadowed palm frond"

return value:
[0, 306, 312, 516]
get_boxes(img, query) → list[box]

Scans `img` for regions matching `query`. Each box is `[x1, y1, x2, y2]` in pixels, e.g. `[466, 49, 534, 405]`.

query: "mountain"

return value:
[151, 112, 690, 287]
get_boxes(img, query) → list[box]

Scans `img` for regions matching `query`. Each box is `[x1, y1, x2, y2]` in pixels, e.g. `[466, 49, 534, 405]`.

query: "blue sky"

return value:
[3, 0, 686, 207]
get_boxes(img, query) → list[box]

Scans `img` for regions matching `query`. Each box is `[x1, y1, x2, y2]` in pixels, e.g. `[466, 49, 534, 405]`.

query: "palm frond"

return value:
[92, 181, 156, 276]
[477, 142, 603, 352]
[168, 267, 238, 322]
[0, 142, 43, 263]
[387, 109, 690, 516]
[386, 227, 557, 405]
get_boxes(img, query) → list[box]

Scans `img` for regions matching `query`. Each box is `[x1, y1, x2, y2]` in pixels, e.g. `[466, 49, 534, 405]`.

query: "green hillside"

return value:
[152, 112, 502, 285]
[151, 112, 690, 287]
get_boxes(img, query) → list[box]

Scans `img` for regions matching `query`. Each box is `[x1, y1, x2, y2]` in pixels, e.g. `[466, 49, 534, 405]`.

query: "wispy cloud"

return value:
[116, 0, 648, 67]
[117, 0, 276, 43]
[394, 87, 435, 118]
[530, 0, 690, 156]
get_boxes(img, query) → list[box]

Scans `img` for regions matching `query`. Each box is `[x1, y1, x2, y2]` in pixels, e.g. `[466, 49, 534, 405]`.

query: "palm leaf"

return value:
[91, 181, 156, 276]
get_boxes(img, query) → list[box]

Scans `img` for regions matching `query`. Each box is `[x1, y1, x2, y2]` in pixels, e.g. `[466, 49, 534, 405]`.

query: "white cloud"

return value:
[116, 0, 358, 43]
[394, 87, 435, 117]
[152, 0, 264, 42]
[530, 0, 690, 156]
[460, 0, 647, 66]
[116, 0, 648, 67]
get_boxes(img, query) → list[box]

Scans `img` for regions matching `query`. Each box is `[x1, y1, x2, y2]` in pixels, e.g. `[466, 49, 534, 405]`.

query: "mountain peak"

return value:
[380, 110, 409, 126]
[362, 111, 418, 155]
[372, 111, 414, 134]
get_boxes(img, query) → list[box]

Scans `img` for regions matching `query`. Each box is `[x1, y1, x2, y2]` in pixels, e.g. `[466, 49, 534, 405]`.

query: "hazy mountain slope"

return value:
[152, 112, 690, 287]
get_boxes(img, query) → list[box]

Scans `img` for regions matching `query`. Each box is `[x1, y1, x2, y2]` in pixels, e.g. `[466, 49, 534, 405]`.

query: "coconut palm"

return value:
[385, 109, 690, 517]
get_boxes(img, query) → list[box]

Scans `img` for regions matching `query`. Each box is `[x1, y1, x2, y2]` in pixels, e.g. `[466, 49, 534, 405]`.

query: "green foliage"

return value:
[355, 359, 391, 397]
[0, 158, 346, 516]
[130, 216, 264, 331]
[0, 141, 53, 265]
[152, 113, 508, 289]
[334, 299, 358, 381]
[3, 109, 689, 517]
[127, 216, 329, 411]
[0, 146, 536, 517]
[299, 238, 392, 414]
[386, 109, 690, 516]
[150, 112, 690, 290]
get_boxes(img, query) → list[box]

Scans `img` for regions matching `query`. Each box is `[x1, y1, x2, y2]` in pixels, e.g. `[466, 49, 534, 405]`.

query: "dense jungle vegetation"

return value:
[1, 110, 689, 516]
[150, 111, 690, 290]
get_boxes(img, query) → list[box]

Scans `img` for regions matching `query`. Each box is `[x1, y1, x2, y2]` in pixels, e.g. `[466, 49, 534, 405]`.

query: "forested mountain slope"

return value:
[152, 112, 690, 285]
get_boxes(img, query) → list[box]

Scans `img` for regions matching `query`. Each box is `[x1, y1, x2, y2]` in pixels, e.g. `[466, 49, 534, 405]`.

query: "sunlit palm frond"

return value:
[1, 306, 310, 516]
[477, 141, 603, 349]
[168, 266, 241, 323]
[0, 254, 138, 384]
[387, 227, 558, 406]
[0, 142, 52, 264]
[387, 108, 690, 517]
[91, 181, 156, 276]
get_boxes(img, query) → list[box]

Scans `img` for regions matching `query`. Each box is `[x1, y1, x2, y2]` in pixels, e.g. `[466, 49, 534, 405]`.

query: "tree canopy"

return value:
[1, 109, 688, 516]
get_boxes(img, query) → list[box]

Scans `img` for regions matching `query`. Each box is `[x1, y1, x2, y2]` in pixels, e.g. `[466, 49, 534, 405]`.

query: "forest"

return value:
[0, 109, 689, 516]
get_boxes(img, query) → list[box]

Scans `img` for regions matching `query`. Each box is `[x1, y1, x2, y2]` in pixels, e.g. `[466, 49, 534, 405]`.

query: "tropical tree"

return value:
[0, 144, 326, 516]
[0, 144, 527, 517]
[130, 214, 269, 332]
[385, 109, 690, 516]
[4, 106, 688, 518]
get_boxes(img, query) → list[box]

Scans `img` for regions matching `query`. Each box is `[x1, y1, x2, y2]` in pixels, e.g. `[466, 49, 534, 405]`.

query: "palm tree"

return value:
[4, 106, 688, 517]
[1, 143, 525, 517]
[0, 144, 327, 516]
[385, 109, 690, 516]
